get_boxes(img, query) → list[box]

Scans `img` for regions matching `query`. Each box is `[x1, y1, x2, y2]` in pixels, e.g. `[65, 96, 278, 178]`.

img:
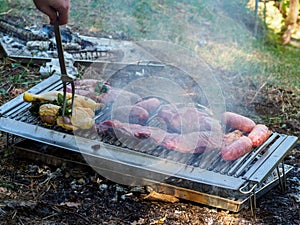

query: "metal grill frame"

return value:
[0, 73, 298, 212]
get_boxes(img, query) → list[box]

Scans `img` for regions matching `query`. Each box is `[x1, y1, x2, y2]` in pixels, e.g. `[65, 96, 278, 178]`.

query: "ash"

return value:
[0, 22, 121, 77]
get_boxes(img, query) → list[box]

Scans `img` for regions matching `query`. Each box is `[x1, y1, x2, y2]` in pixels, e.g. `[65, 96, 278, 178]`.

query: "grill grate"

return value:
[1, 74, 296, 178]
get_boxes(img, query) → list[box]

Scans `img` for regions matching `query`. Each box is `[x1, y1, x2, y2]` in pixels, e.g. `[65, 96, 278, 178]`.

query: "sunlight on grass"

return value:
[0, 0, 299, 93]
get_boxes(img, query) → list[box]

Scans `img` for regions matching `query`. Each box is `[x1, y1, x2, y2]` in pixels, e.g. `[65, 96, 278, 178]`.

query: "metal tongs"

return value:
[53, 19, 75, 118]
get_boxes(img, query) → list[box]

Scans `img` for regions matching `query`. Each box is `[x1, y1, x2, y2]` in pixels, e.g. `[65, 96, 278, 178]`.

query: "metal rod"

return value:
[276, 166, 283, 191]
[281, 161, 286, 192]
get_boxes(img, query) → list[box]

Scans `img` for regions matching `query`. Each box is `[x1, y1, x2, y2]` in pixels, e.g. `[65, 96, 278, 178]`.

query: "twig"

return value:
[6, 85, 13, 93]
[42, 212, 59, 220]
[66, 212, 91, 224]
[18, 216, 25, 225]
[249, 82, 267, 104]
[11, 210, 17, 219]
[24, 174, 45, 179]
[42, 212, 92, 224]
[0, 9, 13, 16]
[0, 208, 6, 215]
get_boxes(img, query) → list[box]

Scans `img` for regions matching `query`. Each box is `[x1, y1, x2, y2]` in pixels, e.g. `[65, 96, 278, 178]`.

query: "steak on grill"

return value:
[97, 120, 223, 153]
[156, 105, 222, 134]
[162, 131, 223, 153]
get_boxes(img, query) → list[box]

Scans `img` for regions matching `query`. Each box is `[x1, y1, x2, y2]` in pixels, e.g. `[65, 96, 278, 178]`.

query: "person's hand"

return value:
[33, 0, 70, 25]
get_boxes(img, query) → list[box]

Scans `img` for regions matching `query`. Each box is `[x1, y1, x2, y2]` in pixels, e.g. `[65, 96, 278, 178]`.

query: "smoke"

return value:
[72, 1, 266, 185]
[83, 0, 266, 114]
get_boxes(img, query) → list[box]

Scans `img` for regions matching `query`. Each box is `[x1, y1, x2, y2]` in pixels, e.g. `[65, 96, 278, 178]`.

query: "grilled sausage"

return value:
[222, 112, 256, 133]
[248, 124, 272, 147]
[111, 105, 149, 125]
[221, 136, 253, 161]
[222, 130, 243, 148]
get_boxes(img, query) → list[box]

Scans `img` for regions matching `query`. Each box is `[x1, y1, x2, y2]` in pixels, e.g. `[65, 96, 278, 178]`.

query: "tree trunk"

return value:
[282, 0, 299, 45]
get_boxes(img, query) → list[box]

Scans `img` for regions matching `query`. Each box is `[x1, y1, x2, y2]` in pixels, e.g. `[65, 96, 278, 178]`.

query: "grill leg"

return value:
[282, 161, 286, 191]
[277, 161, 286, 192]
[249, 189, 257, 218]
[6, 132, 11, 147]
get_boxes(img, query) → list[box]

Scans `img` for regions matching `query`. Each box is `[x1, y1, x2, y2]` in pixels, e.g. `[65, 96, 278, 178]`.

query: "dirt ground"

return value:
[0, 8, 300, 225]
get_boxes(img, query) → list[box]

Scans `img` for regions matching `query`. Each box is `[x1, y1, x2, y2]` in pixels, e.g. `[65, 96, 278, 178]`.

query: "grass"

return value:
[67, 0, 299, 92]
[0, 57, 41, 104]
[1, 0, 299, 88]
[0, 0, 299, 113]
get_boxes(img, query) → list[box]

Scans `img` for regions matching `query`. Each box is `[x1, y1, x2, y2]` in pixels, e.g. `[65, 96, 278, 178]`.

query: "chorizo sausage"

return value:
[248, 124, 272, 147]
[222, 130, 243, 148]
[222, 112, 256, 133]
[221, 136, 253, 161]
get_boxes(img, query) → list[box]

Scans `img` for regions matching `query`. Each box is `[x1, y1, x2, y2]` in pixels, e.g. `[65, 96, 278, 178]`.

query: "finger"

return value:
[34, 5, 57, 25]
[57, 7, 69, 25]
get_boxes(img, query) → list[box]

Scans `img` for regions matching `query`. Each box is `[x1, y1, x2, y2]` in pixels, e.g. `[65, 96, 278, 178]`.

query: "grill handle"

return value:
[239, 182, 257, 195]
[244, 135, 298, 184]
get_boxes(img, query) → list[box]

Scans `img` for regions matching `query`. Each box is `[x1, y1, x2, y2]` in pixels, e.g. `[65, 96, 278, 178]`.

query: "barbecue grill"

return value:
[0, 63, 297, 213]
[0, 23, 298, 211]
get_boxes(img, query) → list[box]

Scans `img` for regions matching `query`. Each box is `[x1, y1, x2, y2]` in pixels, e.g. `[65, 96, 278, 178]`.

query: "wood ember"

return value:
[144, 191, 179, 203]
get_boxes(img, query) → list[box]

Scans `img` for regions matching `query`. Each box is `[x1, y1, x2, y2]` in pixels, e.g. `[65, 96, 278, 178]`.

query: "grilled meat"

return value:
[98, 120, 166, 151]
[38, 104, 95, 130]
[56, 116, 75, 130]
[68, 79, 142, 106]
[112, 105, 149, 125]
[95, 87, 141, 106]
[222, 130, 243, 148]
[221, 112, 256, 133]
[97, 120, 223, 154]
[24, 91, 72, 102]
[72, 95, 103, 111]
[248, 124, 272, 147]
[70, 107, 95, 130]
[135, 97, 162, 115]
[55, 107, 95, 131]
[221, 136, 253, 161]
[157, 105, 222, 134]
[67, 79, 104, 100]
[162, 131, 223, 153]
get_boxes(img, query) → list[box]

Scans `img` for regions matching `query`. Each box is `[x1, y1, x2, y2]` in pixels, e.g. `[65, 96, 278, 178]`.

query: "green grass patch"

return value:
[1, 0, 299, 93]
